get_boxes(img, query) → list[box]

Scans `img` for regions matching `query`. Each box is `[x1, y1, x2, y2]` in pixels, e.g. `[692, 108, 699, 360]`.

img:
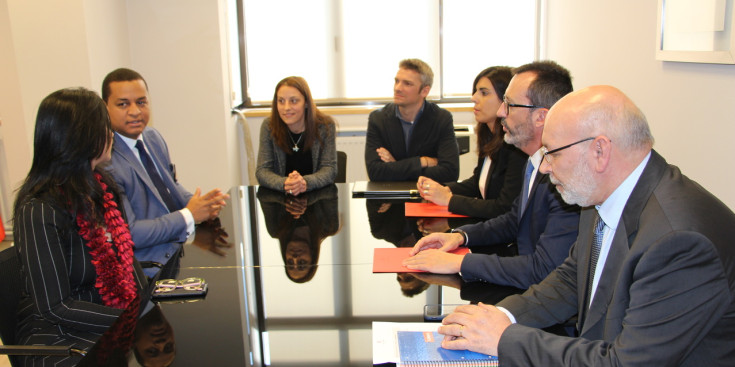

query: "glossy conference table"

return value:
[78, 183, 523, 366]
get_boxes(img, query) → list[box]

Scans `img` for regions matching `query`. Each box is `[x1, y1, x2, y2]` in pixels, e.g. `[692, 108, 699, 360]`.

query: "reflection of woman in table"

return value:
[257, 185, 339, 283]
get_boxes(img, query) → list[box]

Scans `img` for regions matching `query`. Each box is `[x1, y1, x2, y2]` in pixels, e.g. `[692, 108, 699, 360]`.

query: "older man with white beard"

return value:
[436, 85, 735, 366]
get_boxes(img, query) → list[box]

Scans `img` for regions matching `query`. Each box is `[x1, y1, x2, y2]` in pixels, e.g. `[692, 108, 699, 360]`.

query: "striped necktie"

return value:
[135, 140, 178, 212]
[588, 213, 605, 306]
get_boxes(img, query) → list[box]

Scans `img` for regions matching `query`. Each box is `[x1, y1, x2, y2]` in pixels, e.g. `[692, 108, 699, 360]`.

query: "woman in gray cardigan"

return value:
[256, 76, 337, 194]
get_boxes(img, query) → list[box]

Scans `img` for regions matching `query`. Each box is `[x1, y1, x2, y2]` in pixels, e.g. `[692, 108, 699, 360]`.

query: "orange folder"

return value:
[404, 202, 468, 218]
[372, 247, 470, 273]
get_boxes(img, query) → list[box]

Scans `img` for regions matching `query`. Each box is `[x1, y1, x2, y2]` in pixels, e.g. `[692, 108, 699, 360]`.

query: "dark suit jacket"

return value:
[365, 102, 459, 182]
[497, 151, 735, 366]
[459, 171, 580, 289]
[446, 143, 527, 219]
[105, 128, 192, 272]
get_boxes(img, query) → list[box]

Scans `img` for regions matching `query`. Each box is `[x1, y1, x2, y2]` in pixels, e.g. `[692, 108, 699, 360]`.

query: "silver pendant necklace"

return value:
[289, 132, 303, 152]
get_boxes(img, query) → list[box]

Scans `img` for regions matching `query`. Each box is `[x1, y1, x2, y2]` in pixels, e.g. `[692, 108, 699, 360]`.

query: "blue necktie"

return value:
[135, 140, 178, 212]
[588, 213, 605, 306]
[519, 160, 534, 216]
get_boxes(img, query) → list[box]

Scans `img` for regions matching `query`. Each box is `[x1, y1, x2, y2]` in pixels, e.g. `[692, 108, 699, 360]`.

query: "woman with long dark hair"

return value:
[256, 76, 337, 195]
[417, 67, 527, 218]
[13, 87, 145, 366]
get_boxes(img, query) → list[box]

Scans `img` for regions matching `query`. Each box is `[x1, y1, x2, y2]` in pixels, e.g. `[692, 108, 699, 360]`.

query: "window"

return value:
[235, 0, 539, 106]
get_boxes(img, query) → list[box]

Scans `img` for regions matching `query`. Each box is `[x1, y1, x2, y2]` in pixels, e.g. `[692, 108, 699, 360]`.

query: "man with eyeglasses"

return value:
[405, 61, 580, 290]
[436, 85, 735, 366]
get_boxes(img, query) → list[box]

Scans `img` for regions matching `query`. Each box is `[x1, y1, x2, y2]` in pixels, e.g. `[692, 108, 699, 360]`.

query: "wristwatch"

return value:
[450, 228, 468, 247]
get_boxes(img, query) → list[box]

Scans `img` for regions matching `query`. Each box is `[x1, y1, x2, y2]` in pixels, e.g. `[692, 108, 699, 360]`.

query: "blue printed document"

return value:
[397, 331, 498, 366]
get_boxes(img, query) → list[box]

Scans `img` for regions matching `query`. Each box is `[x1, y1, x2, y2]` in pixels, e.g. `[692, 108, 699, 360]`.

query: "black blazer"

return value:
[365, 102, 459, 182]
[446, 142, 527, 219]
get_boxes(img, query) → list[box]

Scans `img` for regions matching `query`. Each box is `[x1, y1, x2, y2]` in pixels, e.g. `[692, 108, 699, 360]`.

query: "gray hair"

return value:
[399, 58, 434, 89]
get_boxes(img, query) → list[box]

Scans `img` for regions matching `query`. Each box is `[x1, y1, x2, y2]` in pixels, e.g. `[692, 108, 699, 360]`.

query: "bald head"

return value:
[540, 86, 654, 206]
[547, 85, 654, 153]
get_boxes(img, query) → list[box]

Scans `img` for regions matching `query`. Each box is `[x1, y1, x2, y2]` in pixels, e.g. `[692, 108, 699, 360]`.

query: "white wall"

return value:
[125, 0, 238, 193]
[1, 0, 104, 224]
[546, 0, 735, 208]
[0, 0, 236, 228]
[2, 0, 735, 211]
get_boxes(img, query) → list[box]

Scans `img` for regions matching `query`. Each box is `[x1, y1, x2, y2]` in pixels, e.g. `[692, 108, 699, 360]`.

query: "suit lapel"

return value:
[575, 208, 596, 329]
[483, 156, 497, 198]
[518, 172, 544, 224]
[145, 141, 178, 191]
[580, 220, 629, 335]
[578, 150, 668, 336]
[388, 113, 408, 158]
[113, 134, 169, 210]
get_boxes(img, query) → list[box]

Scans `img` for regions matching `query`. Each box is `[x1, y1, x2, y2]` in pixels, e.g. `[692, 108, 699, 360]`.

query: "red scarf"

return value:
[76, 173, 137, 309]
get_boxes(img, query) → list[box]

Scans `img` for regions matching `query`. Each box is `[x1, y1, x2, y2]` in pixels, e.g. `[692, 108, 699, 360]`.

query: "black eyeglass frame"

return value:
[503, 97, 545, 115]
[542, 137, 596, 163]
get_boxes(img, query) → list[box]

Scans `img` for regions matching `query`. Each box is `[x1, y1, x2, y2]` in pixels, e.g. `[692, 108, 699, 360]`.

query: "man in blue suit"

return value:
[102, 68, 227, 276]
[404, 61, 580, 290]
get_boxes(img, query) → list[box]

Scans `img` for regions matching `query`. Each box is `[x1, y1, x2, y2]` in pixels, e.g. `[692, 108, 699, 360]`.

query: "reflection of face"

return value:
[105, 80, 150, 139]
[498, 72, 537, 149]
[471, 77, 502, 128]
[276, 85, 306, 133]
[135, 312, 175, 367]
[285, 240, 312, 280]
[393, 68, 428, 109]
[396, 272, 429, 297]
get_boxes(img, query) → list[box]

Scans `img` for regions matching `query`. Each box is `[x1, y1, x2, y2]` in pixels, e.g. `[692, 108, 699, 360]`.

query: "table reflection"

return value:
[366, 200, 420, 247]
[257, 185, 340, 283]
[78, 183, 534, 366]
[132, 304, 176, 366]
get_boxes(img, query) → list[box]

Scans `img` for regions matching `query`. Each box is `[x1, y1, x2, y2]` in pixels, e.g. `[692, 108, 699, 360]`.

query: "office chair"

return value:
[0, 247, 85, 365]
[336, 151, 347, 183]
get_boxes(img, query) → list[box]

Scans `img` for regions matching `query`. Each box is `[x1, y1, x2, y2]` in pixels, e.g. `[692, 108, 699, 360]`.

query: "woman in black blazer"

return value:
[417, 67, 526, 219]
[13, 88, 146, 366]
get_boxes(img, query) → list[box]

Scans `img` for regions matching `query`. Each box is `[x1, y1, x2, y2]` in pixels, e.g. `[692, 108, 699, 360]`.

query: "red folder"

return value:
[0, 214, 5, 242]
[404, 202, 468, 218]
[372, 247, 470, 273]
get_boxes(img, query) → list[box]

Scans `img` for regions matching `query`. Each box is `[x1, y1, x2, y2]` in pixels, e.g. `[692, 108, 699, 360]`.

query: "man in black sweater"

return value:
[364, 58, 459, 182]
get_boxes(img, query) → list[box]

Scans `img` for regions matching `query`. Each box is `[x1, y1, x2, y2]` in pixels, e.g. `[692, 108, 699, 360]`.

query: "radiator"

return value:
[336, 129, 369, 183]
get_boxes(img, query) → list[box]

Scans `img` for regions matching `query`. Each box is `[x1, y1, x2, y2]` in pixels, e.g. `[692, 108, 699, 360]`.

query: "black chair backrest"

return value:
[0, 247, 21, 346]
[336, 151, 347, 183]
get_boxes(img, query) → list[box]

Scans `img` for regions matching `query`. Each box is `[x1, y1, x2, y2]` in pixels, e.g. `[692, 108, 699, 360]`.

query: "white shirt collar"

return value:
[116, 131, 144, 151]
[596, 151, 652, 230]
[527, 148, 544, 188]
